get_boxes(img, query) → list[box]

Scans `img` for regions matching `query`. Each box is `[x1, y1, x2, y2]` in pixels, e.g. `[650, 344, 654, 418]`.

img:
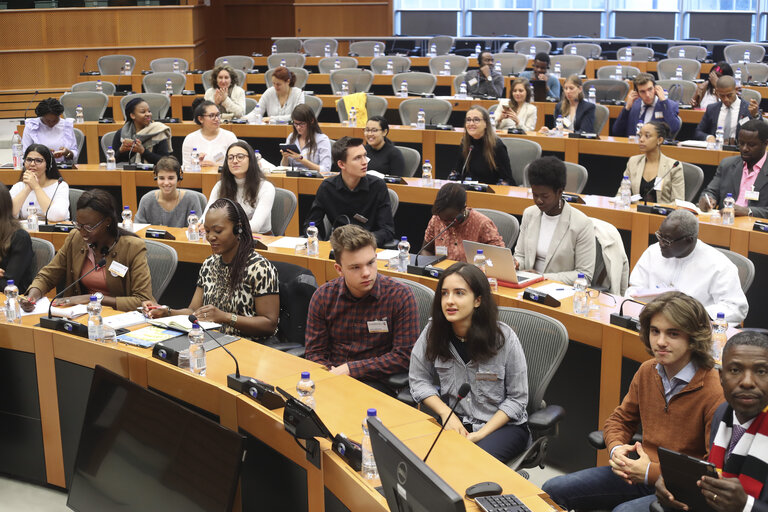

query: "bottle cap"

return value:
[29, 201, 34, 205]
[717, 312, 725, 319]
[90, 295, 98, 301]
[367, 408, 377, 417]
[401, 236, 407, 241]
[301, 371, 310, 379]
[124, 206, 129, 210]
[309, 221, 315, 227]
[7, 280, 13, 285]
[192, 323, 200, 329]
[189, 210, 195, 214]
[425, 159, 430, 163]
[578, 273, 585, 278]
[477, 249, 483, 255]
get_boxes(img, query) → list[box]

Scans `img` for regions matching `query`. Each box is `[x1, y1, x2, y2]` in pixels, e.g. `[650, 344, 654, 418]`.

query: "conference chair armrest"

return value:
[528, 405, 565, 436]
[385, 372, 410, 389]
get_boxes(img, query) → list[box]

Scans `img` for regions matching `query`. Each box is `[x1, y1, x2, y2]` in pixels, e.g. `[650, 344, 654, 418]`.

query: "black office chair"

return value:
[266, 261, 318, 356]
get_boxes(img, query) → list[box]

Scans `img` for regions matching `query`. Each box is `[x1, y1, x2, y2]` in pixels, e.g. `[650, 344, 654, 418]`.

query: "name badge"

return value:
[476, 372, 498, 381]
[746, 189, 760, 201]
[654, 111, 664, 119]
[740, 116, 750, 126]
[108, 261, 128, 278]
[367, 320, 388, 333]
[436, 245, 448, 256]
[468, 78, 478, 86]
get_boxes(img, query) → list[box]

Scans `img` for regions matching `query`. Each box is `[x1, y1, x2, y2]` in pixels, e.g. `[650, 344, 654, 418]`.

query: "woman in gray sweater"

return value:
[135, 156, 204, 228]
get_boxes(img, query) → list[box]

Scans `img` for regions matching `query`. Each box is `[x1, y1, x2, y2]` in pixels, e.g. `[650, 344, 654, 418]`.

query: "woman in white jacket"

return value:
[247, 66, 304, 124]
[496, 77, 537, 132]
[204, 64, 246, 119]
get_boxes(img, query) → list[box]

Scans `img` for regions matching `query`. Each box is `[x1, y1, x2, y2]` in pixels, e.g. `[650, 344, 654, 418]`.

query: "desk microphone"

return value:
[414, 210, 467, 265]
[458, 146, 473, 182]
[636, 161, 679, 215]
[609, 298, 645, 332]
[81, 55, 88, 74]
[44, 177, 63, 226]
[423, 382, 471, 463]
[21, 90, 39, 126]
[39, 258, 106, 330]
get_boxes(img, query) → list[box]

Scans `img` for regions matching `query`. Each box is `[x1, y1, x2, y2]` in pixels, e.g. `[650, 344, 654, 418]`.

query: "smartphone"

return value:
[279, 144, 301, 154]
[498, 98, 510, 109]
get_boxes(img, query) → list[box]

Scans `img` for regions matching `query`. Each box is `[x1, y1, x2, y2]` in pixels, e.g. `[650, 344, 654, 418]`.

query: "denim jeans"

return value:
[542, 465, 656, 512]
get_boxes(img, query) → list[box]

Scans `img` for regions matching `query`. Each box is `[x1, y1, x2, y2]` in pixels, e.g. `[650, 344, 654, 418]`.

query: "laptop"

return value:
[462, 241, 545, 288]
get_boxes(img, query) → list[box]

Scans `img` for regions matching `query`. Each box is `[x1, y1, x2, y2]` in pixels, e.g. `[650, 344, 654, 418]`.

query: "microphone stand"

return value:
[38, 178, 63, 232]
[423, 383, 471, 463]
[636, 161, 679, 215]
[39, 258, 107, 335]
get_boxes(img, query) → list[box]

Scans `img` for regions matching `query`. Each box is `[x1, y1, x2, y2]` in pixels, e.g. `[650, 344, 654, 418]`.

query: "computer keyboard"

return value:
[475, 493, 533, 512]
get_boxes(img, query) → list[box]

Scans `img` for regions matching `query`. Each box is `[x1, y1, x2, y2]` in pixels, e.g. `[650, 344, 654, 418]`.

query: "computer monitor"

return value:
[367, 417, 465, 512]
[67, 366, 246, 512]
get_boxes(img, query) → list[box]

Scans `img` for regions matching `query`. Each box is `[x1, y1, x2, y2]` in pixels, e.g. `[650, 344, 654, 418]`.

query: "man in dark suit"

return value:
[694, 75, 760, 143]
[699, 119, 768, 219]
[655, 331, 768, 512]
[612, 73, 681, 137]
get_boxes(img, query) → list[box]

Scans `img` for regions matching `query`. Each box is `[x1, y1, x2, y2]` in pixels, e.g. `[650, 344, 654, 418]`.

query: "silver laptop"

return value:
[462, 241, 541, 284]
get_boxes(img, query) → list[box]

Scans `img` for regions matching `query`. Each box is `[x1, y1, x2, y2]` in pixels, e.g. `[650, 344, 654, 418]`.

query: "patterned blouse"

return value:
[196, 251, 279, 339]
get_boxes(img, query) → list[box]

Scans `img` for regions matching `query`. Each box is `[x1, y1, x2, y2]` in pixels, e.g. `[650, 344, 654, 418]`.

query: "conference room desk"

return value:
[0, 313, 555, 511]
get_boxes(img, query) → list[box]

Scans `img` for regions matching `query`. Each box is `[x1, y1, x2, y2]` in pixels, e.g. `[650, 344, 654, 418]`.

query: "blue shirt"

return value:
[656, 361, 696, 404]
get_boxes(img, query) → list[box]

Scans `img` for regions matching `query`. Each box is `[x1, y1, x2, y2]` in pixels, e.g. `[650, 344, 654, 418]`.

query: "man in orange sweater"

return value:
[543, 292, 725, 512]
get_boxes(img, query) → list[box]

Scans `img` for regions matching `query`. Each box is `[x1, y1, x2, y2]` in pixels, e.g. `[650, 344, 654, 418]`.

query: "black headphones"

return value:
[219, 197, 243, 235]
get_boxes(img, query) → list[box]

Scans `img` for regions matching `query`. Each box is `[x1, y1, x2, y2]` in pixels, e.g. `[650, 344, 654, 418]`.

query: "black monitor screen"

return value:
[367, 417, 465, 512]
[67, 366, 246, 512]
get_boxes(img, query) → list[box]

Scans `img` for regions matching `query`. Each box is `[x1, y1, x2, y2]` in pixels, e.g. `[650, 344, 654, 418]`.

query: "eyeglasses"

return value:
[293, 121, 307, 128]
[465, 117, 485, 124]
[73, 217, 107, 233]
[202, 112, 221, 119]
[24, 157, 45, 165]
[363, 128, 381, 134]
[227, 153, 248, 162]
[655, 231, 689, 246]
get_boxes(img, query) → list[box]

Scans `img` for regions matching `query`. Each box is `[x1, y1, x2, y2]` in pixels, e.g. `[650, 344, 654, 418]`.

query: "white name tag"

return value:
[436, 245, 448, 256]
[746, 189, 760, 201]
[367, 320, 388, 333]
[468, 78, 478, 86]
[740, 116, 750, 126]
[108, 261, 128, 278]
[654, 111, 664, 119]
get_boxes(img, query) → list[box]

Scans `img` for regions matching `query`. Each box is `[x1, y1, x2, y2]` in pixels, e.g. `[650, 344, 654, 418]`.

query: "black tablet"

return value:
[658, 446, 718, 512]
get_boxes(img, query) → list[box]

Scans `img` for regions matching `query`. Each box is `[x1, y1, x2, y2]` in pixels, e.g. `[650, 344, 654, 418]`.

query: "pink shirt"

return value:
[79, 248, 109, 296]
[737, 152, 767, 206]
[422, 209, 505, 262]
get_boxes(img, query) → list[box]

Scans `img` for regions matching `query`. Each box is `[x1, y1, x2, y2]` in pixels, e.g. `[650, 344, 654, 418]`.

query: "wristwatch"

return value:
[229, 313, 237, 327]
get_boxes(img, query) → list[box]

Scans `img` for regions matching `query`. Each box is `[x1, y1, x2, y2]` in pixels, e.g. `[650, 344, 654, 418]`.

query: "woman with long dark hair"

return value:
[454, 105, 513, 185]
[280, 104, 332, 173]
[10, 144, 69, 222]
[364, 115, 406, 176]
[203, 140, 275, 234]
[0, 183, 34, 291]
[692, 61, 733, 109]
[409, 262, 529, 462]
[111, 97, 171, 165]
[142, 198, 279, 340]
[20, 189, 153, 312]
[21, 97, 78, 163]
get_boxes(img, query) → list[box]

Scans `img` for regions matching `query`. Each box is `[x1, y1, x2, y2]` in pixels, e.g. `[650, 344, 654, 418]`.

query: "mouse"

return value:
[465, 481, 503, 499]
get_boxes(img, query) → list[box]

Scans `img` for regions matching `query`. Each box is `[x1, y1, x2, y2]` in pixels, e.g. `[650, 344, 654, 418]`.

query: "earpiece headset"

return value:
[152, 168, 184, 181]
[219, 197, 243, 236]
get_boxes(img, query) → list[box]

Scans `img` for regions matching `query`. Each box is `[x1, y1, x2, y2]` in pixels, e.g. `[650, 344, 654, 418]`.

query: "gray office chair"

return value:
[303, 94, 323, 118]
[201, 69, 246, 90]
[322, 188, 399, 240]
[97, 54, 135, 75]
[474, 208, 520, 248]
[73, 128, 84, 162]
[562, 43, 602, 59]
[656, 58, 701, 81]
[149, 57, 189, 73]
[428, 55, 469, 76]
[329, 69, 374, 95]
[497, 306, 567, 471]
[270, 188, 297, 237]
[656, 80, 697, 104]
[68, 188, 84, 221]
[681, 162, 704, 202]
[427, 35, 454, 55]
[741, 88, 762, 105]
[396, 146, 421, 177]
[336, 95, 388, 122]
[264, 67, 308, 89]
[59, 92, 108, 121]
[183, 190, 208, 213]
[119, 93, 170, 120]
[491, 53, 528, 75]
[142, 72, 186, 95]
[667, 45, 707, 61]
[144, 240, 178, 300]
[215, 55, 255, 72]
[245, 97, 258, 115]
[274, 38, 302, 53]
[398, 98, 452, 125]
[583, 79, 630, 103]
[71, 80, 116, 96]
[746, 63, 768, 82]
[318, 56, 358, 74]
[500, 137, 542, 187]
[593, 104, 610, 134]
[303, 38, 339, 57]
[724, 44, 765, 64]
[596, 65, 641, 80]
[370, 56, 411, 74]
[513, 39, 551, 56]
[267, 53, 306, 69]
[551, 55, 588, 77]
[391, 72, 437, 95]
[524, 161, 588, 193]
[349, 41, 386, 57]
[716, 247, 755, 293]
[30, 237, 55, 276]
[617, 46, 654, 61]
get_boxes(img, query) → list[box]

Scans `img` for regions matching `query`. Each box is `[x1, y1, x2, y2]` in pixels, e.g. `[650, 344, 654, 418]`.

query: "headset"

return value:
[217, 197, 244, 236]
[152, 156, 184, 181]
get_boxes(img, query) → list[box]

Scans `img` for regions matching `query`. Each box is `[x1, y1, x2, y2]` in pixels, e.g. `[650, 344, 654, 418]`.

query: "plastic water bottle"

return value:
[26, 202, 38, 232]
[570, 45, 577, 55]
[296, 371, 316, 409]
[251, 103, 262, 125]
[615, 63, 623, 80]
[429, 43, 437, 57]
[271, 43, 277, 54]
[675, 65, 683, 80]
[188, 323, 206, 376]
[334, 58, 341, 70]
[306, 222, 319, 256]
[385, 59, 394, 75]
[397, 236, 410, 272]
[400, 80, 408, 98]
[735, 68, 742, 87]
[554, 115, 564, 137]
[121, 205, 133, 231]
[619, 176, 632, 210]
[458, 81, 467, 99]
[573, 273, 588, 315]
[95, 79, 103, 92]
[222, 59, 229, 66]
[710, 207, 722, 224]
[679, 48, 686, 58]
[164, 79, 173, 96]
[529, 45, 536, 59]
[631, 121, 643, 143]
[187, 210, 200, 242]
[475, 43, 482, 56]
[473, 249, 487, 274]
[494, 61, 502, 74]
[588, 86, 596, 104]
[123, 60, 131, 75]
[173, 59, 180, 73]
[715, 126, 725, 151]
[190, 147, 201, 172]
[422, 159, 433, 186]
[442, 60, 451, 76]
[374, 44, 382, 58]
[280, 58, 286, 68]
[712, 312, 728, 364]
[348, 106, 357, 127]
[87, 295, 103, 341]
[11, 131, 22, 170]
[361, 408, 379, 480]
[552, 62, 561, 80]
[324, 44, 331, 57]
[722, 193, 735, 225]
[341, 79, 349, 96]
[744, 50, 751, 63]
[75, 105, 84, 124]
[417, 109, 426, 130]
[106, 146, 116, 170]
[4, 280, 21, 325]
